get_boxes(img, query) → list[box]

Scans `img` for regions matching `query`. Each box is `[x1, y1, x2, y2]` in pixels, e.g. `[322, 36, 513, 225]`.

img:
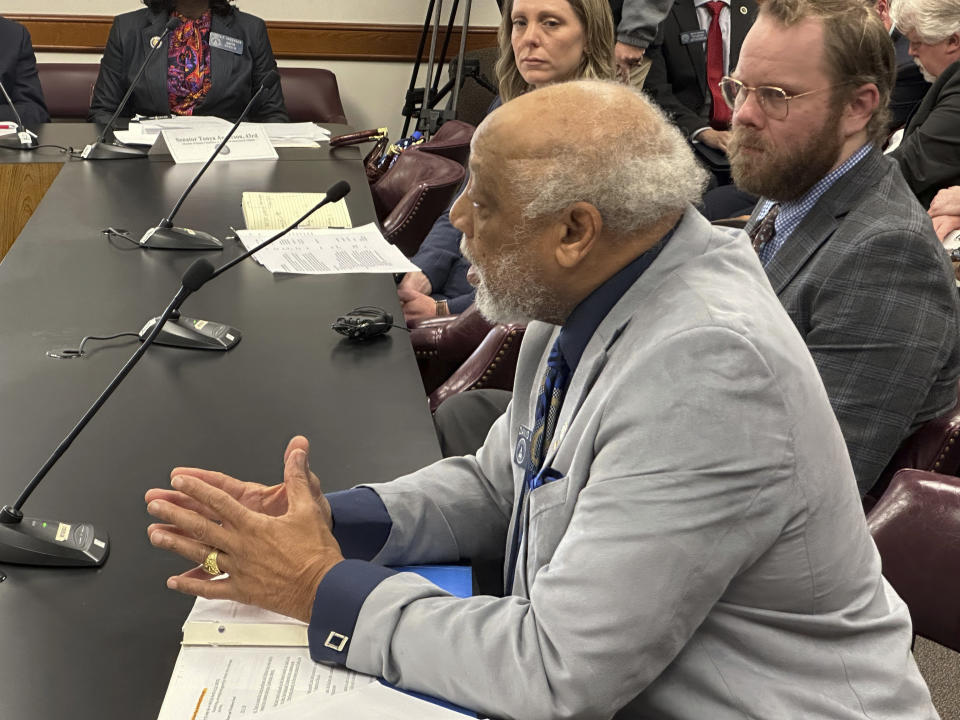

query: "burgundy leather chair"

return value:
[277, 67, 347, 124]
[409, 304, 526, 412]
[867, 468, 960, 652]
[369, 148, 465, 256]
[36, 63, 100, 120]
[863, 382, 960, 511]
[418, 119, 475, 168]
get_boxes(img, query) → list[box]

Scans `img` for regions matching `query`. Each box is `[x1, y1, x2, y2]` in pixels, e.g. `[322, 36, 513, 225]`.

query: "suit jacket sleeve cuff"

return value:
[616, 32, 651, 48]
[446, 291, 477, 315]
[308, 559, 396, 665]
[327, 488, 392, 560]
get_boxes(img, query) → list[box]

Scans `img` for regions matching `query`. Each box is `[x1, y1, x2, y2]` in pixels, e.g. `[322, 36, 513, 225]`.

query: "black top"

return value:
[892, 59, 960, 207]
[0, 17, 50, 127]
[88, 7, 288, 125]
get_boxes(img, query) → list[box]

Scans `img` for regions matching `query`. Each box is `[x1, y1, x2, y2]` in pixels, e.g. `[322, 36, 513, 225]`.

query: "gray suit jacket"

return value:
[88, 8, 287, 125]
[612, 0, 677, 49]
[347, 208, 934, 719]
[745, 147, 960, 495]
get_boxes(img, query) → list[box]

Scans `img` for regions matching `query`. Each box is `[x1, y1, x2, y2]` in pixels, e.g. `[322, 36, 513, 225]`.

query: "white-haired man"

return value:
[144, 80, 935, 719]
[888, 0, 960, 205]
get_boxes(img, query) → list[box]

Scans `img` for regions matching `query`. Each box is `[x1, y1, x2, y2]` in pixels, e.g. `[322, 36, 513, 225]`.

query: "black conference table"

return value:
[0, 136, 442, 718]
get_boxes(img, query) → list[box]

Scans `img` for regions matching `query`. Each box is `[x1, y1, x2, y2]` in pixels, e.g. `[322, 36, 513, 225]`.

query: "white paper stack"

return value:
[236, 223, 417, 275]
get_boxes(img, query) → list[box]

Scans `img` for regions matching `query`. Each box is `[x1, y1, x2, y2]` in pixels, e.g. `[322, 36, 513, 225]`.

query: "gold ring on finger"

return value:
[202, 549, 222, 576]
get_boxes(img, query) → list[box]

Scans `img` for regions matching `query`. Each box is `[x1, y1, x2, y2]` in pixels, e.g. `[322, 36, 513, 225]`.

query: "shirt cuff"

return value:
[690, 126, 711, 141]
[308, 559, 396, 665]
[327, 487, 392, 560]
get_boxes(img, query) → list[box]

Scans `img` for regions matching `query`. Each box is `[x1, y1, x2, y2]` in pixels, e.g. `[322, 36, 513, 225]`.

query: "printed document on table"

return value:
[242, 192, 352, 230]
[248, 122, 331, 147]
[114, 115, 233, 146]
[236, 223, 417, 274]
[156, 646, 376, 720]
[253, 680, 473, 719]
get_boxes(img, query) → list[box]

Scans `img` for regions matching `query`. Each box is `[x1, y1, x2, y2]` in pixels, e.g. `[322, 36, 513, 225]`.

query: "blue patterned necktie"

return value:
[506, 337, 570, 594]
[525, 339, 570, 489]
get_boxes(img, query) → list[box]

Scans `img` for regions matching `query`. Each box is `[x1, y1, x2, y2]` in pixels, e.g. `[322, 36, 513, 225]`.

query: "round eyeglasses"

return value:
[718, 76, 840, 120]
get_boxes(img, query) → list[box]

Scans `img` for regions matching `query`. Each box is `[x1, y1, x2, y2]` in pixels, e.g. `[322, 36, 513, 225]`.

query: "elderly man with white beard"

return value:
[144, 79, 937, 719]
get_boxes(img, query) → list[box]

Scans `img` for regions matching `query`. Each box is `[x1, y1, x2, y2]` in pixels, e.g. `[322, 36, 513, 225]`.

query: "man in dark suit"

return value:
[0, 17, 50, 127]
[875, 0, 930, 129]
[731, 0, 960, 495]
[888, 0, 960, 206]
[644, 0, 757, 157]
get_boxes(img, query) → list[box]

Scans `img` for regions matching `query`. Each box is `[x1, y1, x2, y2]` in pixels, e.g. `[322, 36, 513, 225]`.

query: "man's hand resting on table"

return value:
[399, 286, 444, 323]
[145, 436, 340, 624]
[398, 270, 433, 296]
[929, 187, 960, 241]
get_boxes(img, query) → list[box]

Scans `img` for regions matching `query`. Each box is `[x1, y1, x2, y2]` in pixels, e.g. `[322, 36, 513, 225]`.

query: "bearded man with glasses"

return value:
[727, 0, 960, 498]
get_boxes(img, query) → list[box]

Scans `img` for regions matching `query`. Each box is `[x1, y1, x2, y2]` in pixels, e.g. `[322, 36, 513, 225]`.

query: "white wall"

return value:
[25, 1, 502, 134]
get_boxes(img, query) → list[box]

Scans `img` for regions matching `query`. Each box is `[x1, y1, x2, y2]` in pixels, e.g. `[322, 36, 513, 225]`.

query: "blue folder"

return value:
[382, 564, 477, 716]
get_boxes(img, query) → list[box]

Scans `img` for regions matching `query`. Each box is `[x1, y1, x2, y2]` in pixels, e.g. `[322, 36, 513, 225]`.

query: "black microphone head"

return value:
[260, 70, 280, 90]
[165, 17, 182, 32]
[325, 181, 351, 204]
[182, 258, 215, 292]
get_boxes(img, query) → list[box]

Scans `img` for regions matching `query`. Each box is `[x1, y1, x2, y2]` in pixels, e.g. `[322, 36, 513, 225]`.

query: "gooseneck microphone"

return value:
[0, 258, 215, 567]
[140, 180, 351, 351]
[82, 16, 182, 161]
[138, 70, 281, 251]
[0, 80, 37, 150]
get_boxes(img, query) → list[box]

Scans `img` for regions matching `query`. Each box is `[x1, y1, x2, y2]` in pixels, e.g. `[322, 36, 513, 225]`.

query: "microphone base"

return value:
[140, 225, 223, 251]
[0, 132, 35, 150]
[81, 141, 149, 160]
[0, 511, 108, 567]
[139, 315, 241, 351]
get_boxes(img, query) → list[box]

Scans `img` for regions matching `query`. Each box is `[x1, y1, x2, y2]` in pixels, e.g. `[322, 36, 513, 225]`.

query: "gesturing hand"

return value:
[145, 440, 342, 623]
[144, 435, 332, 525]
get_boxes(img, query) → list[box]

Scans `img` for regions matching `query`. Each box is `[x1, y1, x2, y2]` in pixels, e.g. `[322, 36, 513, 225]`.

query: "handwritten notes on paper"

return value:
[242, 192, 352, 230]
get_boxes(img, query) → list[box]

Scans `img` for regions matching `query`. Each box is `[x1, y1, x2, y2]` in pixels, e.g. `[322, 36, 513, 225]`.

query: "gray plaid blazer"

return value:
[745, 146, 960, 495]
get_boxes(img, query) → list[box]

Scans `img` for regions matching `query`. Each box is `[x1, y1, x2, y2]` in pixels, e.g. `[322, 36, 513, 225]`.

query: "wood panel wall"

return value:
[7, 14, 499, 62]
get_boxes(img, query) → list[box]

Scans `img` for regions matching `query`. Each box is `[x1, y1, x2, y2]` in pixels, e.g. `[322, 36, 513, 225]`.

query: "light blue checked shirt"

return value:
[756, 143, 873, 266]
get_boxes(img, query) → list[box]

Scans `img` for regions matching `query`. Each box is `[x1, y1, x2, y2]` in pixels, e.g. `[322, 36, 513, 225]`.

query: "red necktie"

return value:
[706, 1, 731, 129]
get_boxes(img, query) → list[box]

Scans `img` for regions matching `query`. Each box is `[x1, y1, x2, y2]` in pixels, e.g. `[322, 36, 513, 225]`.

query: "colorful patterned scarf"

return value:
[167, 11, 212, 116]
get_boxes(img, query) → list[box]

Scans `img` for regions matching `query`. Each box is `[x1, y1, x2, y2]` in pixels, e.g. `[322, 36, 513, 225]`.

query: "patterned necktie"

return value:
[506, 337, 570, 595]
[706, 1, 731, 129]
[526, 339, 570, 489]
[749, 203, 780, 256]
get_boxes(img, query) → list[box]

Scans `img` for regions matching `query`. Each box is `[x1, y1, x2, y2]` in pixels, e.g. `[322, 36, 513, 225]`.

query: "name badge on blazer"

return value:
[210, 32, 244, 54]
[680, 29, 709, 44]
[514, 425, 532, 468]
